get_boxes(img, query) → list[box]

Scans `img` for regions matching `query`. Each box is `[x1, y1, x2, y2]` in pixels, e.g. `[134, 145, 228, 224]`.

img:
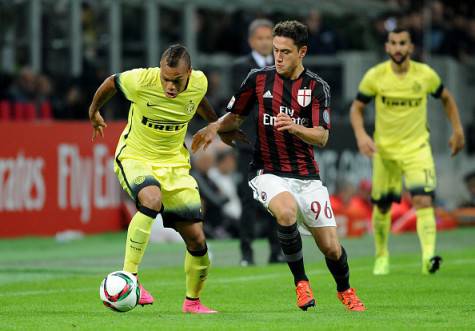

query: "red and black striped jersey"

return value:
[226, 66, 331, 179]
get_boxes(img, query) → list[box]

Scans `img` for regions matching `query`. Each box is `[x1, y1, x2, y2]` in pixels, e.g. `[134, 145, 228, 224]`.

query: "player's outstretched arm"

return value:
[440, 88, 465, 156]
[192, 113, 246, 152]
[88, 75, 116, 141]
[196, 97, 219, 123]
[195, 98, 250, 149]
[350, 100, 376, 157]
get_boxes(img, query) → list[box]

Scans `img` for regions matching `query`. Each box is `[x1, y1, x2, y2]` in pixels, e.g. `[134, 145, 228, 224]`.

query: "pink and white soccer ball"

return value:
[99, 271, 140, 312]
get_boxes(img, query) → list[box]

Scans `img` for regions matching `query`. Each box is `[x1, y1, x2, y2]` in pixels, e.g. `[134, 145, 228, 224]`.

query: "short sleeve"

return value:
[114, 68, 145, 102]
[356, 68, 377, 103]
[226, 69, 258, 116]
[425, 66, 443, 98]
[312, 81, 331, 130]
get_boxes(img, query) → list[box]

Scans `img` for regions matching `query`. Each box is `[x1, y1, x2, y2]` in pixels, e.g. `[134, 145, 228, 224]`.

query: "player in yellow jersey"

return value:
[88, 44, 246, 313]
[350, 29, 465, 275]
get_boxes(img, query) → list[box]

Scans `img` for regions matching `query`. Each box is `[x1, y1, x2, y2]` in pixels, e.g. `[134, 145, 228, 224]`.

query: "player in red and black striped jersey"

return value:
[192, 20, 365, 312]
[227, 56, 330, 179]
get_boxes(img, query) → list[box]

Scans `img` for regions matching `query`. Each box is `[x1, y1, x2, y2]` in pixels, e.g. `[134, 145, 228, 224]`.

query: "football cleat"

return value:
[295, 280, 316, 311]
[182, 298, 218, 314]
[423, 255, 442, 275]
[337, 288, 366, 311]
[373, 256, 389, 275]
[138, 283, 154, 306]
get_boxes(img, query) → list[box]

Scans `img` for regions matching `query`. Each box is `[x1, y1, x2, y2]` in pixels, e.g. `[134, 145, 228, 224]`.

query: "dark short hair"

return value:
[248, 18, 273, 37]
[161, 44, 191, 69]
[272, 20, 308, 49]
[387, 28, 412, 41]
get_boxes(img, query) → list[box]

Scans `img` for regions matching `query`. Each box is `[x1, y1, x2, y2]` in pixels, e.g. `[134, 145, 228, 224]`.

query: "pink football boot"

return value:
[182, 298, 217, 314]
[138, 283, 154, 306]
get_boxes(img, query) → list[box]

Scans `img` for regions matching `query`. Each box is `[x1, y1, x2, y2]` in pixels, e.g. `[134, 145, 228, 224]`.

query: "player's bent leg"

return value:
[412, 195, 440, 274]
[268, 192, 314, 310]
[372, 203, 392, 275]
[175, 221, 217, 314]
[308, 227, 366, 311]
[124, 185, 162, 306]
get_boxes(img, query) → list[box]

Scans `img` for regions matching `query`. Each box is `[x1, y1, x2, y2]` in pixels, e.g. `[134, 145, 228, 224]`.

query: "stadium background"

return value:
[1, 0, 475, 238]
[1, 1, 475, 330]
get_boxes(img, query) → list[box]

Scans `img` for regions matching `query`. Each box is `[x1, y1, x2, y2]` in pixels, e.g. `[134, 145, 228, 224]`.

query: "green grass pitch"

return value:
[0, 228, 474, 330]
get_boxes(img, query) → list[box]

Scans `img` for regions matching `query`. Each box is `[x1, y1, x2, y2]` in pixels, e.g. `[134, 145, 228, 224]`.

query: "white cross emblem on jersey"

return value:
[297, 88, 312, 107]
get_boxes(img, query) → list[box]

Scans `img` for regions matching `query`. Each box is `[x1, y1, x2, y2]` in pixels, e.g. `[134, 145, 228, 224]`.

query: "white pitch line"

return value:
[1, 258, 474, 297]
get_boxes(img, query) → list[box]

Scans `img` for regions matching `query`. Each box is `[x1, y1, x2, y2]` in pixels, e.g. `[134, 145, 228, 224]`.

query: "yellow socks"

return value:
[416, 207, 436, 265]
[372, 206, 391, 258]
[184, 248, 210, 299]
[123, 210, 155, 274]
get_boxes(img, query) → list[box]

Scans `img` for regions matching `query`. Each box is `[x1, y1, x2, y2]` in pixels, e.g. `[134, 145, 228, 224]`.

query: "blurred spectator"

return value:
[208, 148, 241, 237]
[190, 150, 230, 239]
[404, 11, 424, 60]
[440, 13, 468, 60]
[8, 67, 36, 103]
[459, 18, 475, 63]
[466, 107, 475, 155]
[306, 10, 341, 55]
[65, 86, 88, 120]
[429, 0, 449, 54]
[82, 2, 98, 63]
[459, 171, 475, 208]
[363, 14, 394, 56]
[331, 179, 371, 237]
[35, 74, 54, 119]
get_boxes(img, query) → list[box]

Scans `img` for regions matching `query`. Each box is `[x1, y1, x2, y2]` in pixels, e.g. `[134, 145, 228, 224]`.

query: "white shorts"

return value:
[249, 174, 336, 231]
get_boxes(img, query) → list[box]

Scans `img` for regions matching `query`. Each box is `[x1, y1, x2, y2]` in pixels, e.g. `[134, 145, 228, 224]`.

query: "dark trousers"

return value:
[238, 150, 281, 261]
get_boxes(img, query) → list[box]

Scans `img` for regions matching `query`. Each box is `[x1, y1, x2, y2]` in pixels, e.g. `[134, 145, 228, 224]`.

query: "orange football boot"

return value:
[337, 288, 366, 311]
[296, 280, 316, 311]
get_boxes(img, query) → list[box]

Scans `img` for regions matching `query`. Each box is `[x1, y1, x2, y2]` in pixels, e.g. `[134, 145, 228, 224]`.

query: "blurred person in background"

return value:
[208, 148, 241, 238]
[350, 28, 465, 276]
[193, 20, 366, 312]
[466, 107, 475, 155]
[190, 149, 230, 238]
[8, 67, 36, 103]
[231, 18, 284, 266]
[459, 171, 475, 208]
[305, 9, 341, 55]
[88, 44, 246, 314]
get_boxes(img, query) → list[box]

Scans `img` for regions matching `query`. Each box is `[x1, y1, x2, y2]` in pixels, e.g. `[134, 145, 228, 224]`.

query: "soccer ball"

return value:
[99, 271, 140, 312]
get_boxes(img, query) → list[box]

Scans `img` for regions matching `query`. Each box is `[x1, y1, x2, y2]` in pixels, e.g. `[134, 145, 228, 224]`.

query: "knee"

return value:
[321, 244, 341, 260]
[186, 231, 207, 251]
[376, 201, 391, 214]
[412, 195, 432, 209]
[276, 206, 298, 226]
[138, 190, 162, 212]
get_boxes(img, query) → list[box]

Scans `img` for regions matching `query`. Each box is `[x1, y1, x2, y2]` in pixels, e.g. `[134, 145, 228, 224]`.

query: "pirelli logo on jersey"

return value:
[381, 96, 422, 107]
[141, 116, 186, 131]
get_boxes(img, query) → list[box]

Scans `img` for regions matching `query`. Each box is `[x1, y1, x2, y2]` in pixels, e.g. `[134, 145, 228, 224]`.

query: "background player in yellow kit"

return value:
[350, 28, 465, 275]
[88, 44, 245, 313]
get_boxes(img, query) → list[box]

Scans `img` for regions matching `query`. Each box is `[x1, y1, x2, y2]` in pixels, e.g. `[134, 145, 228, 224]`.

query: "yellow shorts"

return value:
[371, 144, 436, 205]
[114, 157, 202, 225]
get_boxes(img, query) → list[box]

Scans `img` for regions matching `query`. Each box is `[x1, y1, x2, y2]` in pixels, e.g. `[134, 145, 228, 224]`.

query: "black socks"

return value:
[277, 223, 308, 285]
[325, 246, 350, 292]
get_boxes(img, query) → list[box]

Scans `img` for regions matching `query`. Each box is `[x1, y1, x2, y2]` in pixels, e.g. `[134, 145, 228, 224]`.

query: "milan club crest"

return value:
[297, 88, 312, 107]
[261, 191, 267, 201]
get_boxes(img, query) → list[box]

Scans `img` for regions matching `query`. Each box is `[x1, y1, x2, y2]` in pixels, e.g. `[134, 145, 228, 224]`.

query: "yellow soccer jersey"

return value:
[114, 68, 207, 166]
[357, 60, 443, 159]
